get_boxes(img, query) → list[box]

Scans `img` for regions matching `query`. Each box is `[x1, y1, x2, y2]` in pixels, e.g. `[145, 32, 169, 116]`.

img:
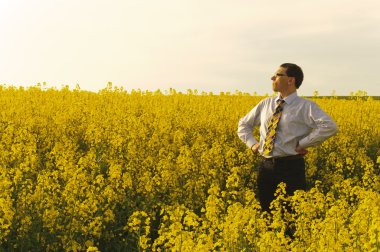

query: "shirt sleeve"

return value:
[298, 102, 338, 148]
[237, 100, 264, 149]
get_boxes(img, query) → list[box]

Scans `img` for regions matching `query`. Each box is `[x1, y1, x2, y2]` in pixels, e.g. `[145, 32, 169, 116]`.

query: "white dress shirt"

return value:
[237, 92, 338, 158]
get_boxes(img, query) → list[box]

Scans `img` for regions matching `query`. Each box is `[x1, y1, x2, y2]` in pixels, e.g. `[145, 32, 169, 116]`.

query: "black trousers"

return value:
[257, 157, 306, 212]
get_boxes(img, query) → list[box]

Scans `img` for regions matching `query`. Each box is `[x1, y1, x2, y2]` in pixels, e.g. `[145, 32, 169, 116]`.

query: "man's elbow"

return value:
[331, 121, 338, 136]
[237, 119, 250, 140]
[237, 118, 245, 134]
[237, 123, 244, 139]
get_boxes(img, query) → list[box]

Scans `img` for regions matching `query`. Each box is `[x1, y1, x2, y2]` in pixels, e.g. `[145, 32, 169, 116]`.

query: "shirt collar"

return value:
[276, 91, 298, 105]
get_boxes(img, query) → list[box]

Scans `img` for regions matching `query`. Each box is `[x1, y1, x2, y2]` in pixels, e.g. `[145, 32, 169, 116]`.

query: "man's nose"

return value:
[271, 76, 275, 81]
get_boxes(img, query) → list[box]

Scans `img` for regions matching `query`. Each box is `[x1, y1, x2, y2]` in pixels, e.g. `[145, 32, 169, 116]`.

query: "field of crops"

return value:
[0, 85, 379, 251]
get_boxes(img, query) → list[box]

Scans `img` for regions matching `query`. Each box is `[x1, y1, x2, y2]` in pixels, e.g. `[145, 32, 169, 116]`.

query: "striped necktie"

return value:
[263, 99, 285, 156]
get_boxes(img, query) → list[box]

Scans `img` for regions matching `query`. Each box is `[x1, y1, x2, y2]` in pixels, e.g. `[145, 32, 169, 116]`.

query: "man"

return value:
[237, 63, 338, 212]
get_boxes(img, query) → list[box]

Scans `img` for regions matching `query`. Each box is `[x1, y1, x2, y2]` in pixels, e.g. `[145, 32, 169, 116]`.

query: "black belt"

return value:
[261, 154, 304, 162]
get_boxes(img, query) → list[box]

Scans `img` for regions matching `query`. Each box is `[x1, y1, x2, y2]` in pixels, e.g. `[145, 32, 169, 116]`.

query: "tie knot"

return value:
[275, 99, 285, 112]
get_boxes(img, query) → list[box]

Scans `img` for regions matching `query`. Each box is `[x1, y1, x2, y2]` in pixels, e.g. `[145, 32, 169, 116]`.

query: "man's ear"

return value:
[288, 77, 295, 86]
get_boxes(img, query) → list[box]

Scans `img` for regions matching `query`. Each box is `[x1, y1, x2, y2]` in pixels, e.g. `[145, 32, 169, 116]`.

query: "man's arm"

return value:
[298, 102, 338, 149]
[237, 101, 264, 151]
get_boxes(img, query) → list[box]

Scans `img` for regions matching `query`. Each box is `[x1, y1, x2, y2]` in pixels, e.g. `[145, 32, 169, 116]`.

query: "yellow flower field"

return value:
[0, 84, 379, 251]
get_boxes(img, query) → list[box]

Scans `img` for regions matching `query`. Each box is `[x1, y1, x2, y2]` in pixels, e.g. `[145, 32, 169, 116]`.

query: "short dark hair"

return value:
[280, 63, 304, 88]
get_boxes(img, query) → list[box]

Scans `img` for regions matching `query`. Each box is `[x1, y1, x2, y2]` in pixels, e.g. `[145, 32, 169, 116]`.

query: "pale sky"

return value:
[1, 0, 379, 95]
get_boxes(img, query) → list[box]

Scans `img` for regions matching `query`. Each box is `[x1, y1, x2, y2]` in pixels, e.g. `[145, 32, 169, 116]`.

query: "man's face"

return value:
[271, 67, 290, 93]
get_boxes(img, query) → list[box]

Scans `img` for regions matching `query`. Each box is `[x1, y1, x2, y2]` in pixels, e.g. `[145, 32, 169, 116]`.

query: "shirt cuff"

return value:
[298, 138, 309, 149]
[247, 139, 259, 150]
